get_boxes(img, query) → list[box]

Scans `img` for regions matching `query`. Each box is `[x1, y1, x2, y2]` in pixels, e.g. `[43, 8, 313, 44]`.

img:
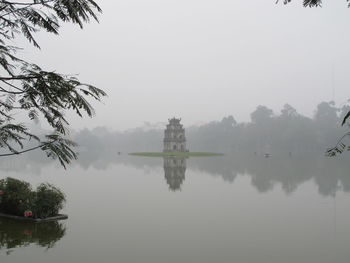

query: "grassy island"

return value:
[129, 152, 224, 157]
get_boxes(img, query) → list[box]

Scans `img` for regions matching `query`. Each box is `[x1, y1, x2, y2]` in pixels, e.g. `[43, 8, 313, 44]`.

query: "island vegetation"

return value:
[130, 152, 224, 157]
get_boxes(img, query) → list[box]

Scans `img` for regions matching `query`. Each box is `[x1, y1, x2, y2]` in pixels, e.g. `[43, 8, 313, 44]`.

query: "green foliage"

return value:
[0, 177, 65, 219]
[0, 177, 33, 216]
[0, 1, 106, 168]
[34, 183, 65, 219]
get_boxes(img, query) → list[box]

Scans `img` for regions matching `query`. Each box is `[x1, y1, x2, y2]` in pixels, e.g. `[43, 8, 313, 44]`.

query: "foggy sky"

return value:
[18, 0, 350, 130]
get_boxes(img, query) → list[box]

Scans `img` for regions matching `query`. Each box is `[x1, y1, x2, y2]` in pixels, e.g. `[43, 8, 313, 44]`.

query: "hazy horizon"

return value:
[15, 0, 350, 130]
[3, 2, 350, 262]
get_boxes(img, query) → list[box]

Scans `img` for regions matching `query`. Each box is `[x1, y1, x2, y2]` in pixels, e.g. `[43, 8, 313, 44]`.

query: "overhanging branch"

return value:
[0, 76, 40, 81]
[0, 140, 56, 157]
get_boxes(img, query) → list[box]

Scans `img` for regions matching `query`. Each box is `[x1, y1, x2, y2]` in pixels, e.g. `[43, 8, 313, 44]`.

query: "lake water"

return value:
[0, 153, 350, 263]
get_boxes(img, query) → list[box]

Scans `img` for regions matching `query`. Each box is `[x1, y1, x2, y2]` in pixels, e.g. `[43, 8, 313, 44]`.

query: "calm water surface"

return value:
[0, 154, 349, 263]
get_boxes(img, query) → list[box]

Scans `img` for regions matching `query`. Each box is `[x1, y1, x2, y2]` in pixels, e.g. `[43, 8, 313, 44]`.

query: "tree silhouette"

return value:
[0, 1, 106, 167]
[278, 0, 350, 7]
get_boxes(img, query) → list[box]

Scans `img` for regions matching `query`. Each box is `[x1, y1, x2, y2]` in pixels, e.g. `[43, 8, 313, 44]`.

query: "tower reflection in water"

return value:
[163, 157, 187, 191]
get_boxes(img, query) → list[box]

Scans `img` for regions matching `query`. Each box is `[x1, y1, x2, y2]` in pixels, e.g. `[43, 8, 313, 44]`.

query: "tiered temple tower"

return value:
[163, 118, 187, 152]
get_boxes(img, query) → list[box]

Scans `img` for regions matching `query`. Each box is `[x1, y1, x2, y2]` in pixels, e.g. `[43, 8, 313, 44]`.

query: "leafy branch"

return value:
[277, 0, 350, 7]
[0, 1, 106, 167]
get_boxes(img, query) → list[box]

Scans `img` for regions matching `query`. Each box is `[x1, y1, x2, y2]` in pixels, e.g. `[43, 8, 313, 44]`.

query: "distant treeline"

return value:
[74, 101, 350, 155]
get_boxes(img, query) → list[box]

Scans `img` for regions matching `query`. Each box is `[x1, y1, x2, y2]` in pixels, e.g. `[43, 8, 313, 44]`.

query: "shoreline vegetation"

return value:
[0, 178, 66, 222]
[129, 152, 224, 157]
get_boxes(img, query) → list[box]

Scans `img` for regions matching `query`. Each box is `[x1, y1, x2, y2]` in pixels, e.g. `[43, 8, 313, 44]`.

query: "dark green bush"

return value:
[34, 183, 65, 219]
[0, 177, 65, 219]
[0, 178, 34, 216]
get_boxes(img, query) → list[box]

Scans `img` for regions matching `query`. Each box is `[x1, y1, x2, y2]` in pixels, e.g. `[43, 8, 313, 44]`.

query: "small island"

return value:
[130, 118, 224, 158]
[129, 152, 224, 157]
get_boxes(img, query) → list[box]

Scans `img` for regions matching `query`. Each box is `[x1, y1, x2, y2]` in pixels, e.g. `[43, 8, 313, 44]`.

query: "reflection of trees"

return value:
[188, 157, 241, 183]
[0, 218, 66, 253]
[1, 148, 349, 197]
[188, 154, 350, 196]
[163, 157, 187, 191]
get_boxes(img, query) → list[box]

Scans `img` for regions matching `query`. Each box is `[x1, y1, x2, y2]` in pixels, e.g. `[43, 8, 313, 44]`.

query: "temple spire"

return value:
[163, 118, 187, 152]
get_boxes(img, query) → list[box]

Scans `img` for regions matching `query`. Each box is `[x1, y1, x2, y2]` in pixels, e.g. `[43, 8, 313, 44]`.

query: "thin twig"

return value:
[1, 80, 26, 92]
[0, 75, 40, 80]
[0, 140, 56, 156]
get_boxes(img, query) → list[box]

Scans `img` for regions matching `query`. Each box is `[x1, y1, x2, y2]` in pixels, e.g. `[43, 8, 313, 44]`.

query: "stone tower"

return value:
[163, 118, 187, 152]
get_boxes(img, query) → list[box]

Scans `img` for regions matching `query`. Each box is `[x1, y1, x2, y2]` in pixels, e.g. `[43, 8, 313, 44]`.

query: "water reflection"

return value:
[0, 218, 66, 254]
[163, 157, 187, 191]
[116, 154, 350, 196]
[1, 150, 350, 196]
[189, 155, 350, 196]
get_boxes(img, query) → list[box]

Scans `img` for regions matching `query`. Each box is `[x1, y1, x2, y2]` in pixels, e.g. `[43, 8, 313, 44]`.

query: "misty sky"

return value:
[19, 0, 350, 130]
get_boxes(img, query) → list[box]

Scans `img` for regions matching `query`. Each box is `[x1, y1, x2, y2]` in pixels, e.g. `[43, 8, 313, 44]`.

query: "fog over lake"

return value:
[2, 0, 350, 262]
[1, 152, 350, 263]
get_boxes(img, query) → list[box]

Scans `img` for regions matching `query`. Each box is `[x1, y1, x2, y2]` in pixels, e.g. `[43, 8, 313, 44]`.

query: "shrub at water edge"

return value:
[0, 178, 66, 219]
[34, 183, 65, 218]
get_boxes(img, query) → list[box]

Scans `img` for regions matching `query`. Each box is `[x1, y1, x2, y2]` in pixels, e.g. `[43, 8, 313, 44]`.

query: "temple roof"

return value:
[168, 117, 181, 124]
